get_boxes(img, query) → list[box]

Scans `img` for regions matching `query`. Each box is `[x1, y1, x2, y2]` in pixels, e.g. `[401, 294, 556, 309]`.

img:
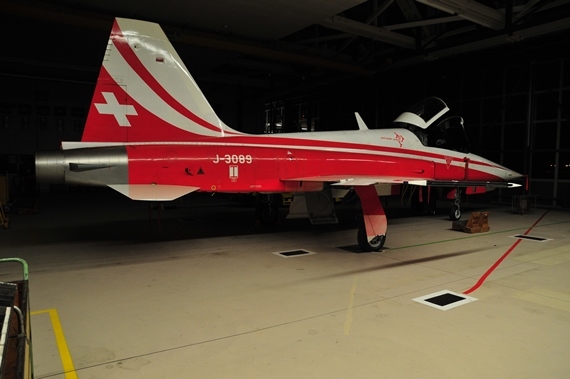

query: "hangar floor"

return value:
[2, 189, 570, 379]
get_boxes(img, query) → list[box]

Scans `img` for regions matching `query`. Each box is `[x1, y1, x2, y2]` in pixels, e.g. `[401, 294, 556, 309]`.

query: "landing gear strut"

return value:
[354, 186, 387, 252]
[449, 188, 462, 221]
[256, 194, 279, 225]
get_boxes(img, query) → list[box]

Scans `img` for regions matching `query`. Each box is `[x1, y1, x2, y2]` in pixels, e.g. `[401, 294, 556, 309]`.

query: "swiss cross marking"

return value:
[94, 92, 137, 127]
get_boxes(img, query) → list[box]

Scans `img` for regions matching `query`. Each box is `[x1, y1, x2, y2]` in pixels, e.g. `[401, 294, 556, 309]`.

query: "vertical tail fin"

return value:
[82, 18, 242, 143]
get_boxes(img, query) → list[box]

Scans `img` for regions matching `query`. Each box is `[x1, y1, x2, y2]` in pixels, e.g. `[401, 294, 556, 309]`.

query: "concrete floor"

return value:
[2, 189, 570, 378]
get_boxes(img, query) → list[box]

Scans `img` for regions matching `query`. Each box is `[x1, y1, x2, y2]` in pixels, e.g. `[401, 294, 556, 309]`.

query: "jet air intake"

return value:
[35, 146, 129, 187]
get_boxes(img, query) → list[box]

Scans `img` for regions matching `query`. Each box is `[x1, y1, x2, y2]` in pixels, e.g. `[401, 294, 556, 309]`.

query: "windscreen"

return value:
[405, 97, 449, 127]
[392, 97, 470, 153]
[429, 116, 470, 153]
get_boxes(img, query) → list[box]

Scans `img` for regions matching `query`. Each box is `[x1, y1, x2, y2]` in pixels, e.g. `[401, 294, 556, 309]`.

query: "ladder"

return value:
[0, 258, 33, 379]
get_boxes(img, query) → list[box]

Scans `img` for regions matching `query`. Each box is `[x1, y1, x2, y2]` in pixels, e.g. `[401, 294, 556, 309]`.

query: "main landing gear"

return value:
[354, 185, 387, 252]
[255, 194, 280, 226]
[357, 227, 386, 252]
[449, 188, 462, 221]
[256, 188, 387, 253]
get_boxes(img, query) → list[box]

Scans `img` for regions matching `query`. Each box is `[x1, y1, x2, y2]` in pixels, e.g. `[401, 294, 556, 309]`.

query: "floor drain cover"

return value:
[512, 234, 550, 242]
[273, 249, 316, 258]
[425, 292, 466, 306]
[413, 290, 477, 311]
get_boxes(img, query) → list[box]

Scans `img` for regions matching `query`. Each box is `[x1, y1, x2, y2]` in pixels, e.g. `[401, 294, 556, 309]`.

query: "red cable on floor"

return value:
[463, 209, 549, 295]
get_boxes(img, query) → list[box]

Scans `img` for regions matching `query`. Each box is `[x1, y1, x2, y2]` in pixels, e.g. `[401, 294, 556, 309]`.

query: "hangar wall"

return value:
[459, 58, 570, 208]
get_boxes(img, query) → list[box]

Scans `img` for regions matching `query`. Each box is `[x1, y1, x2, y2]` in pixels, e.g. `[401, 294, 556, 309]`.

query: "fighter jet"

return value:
[35, 18, 522, 252]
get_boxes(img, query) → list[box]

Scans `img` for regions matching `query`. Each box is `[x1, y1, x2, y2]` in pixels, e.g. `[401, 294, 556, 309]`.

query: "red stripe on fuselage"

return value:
[189, 134, 505, 175]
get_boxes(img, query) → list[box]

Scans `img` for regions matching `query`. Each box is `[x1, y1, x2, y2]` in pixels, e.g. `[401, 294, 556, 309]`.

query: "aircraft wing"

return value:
[108, 184, 200, 201]
[283, 176, 521, 188]
[283, 175, 429, 187]
[425, 180, 521, 189]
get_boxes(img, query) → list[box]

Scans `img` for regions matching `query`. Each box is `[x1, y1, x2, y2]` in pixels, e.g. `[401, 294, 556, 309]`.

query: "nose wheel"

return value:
[449, 188, 462, 221]
[449, 204, 461, 221]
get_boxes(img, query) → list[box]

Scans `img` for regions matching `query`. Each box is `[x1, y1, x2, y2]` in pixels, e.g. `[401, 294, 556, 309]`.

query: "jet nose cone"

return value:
[505, 169, 524, 180]
[505, 169, 523, 180]
[502, 168, 524, 188]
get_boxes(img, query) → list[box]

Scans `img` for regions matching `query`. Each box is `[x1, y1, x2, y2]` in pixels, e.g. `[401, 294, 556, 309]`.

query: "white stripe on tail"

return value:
[82, 18, 242, 143]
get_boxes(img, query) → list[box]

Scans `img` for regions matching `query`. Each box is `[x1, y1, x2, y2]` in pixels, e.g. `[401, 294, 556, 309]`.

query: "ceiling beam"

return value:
[384, 15, 463, 30]
[416, 0, 505, 30]
[318, 15, 417, 49]
[379, 16, 570, 69]
[4, 1, 373, 75]
[396, 0, 432, 37]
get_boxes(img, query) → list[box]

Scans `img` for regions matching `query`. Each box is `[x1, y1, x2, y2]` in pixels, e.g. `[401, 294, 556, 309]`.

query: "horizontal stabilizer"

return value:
[108, 184, 199, 201]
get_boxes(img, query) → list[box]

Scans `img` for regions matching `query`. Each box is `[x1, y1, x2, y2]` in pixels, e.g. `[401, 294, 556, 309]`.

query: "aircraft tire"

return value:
[256, 203, 279, 226]
[449, 204, 461, 221]
[357, 225, 385, 252]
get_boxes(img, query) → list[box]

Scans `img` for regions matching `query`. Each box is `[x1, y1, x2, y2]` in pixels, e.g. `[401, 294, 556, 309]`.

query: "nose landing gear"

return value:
[449, 188, 462, 221]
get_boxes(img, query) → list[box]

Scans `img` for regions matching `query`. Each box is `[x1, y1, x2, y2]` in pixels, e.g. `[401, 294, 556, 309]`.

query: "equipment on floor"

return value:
[0, 258, 33, 379]
[452, 211, 490, 233]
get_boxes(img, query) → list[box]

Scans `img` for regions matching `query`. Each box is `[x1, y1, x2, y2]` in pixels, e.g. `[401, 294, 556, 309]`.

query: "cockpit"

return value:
[392, 97, 470, 153]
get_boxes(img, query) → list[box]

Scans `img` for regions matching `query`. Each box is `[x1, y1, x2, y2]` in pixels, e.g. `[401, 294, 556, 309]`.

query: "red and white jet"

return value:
[36, 18, 522, 252]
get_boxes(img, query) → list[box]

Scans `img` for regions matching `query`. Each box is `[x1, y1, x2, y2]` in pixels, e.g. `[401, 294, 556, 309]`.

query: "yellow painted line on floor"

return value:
[344, 275, 358, 336]
[31, 309, 77, 379]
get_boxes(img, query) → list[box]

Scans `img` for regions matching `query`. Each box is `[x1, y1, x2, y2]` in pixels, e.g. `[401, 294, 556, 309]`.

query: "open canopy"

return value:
[393, 97, 470, 153]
